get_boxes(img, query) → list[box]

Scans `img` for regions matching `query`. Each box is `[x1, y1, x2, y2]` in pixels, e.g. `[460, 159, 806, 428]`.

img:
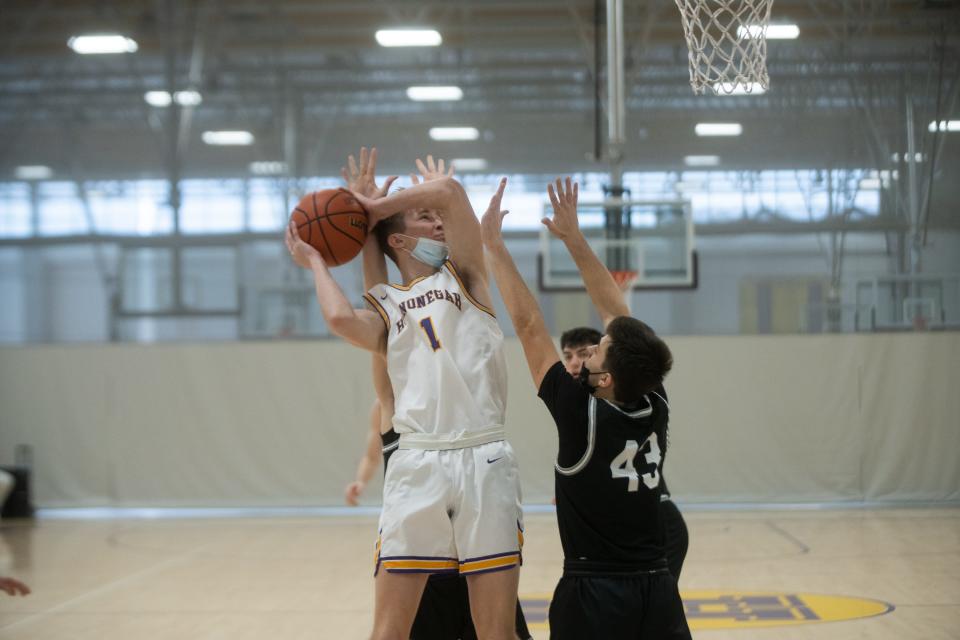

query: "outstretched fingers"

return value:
[358, 146, 369, 174]
[347, 153, 359, 179]
[547, 183, 560, 210]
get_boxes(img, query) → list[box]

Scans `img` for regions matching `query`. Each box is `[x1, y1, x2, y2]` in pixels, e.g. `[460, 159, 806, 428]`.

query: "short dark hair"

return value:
[603, 316, 673, 403]
[374, 211, 406, 264]
[560, 327, 603, 350]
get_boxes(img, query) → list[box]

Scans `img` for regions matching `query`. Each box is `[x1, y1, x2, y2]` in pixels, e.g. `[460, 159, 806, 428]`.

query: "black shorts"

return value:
[411, 573, 532, 640]
[548, 569, 691, 640]
[661, 499, 689, 580]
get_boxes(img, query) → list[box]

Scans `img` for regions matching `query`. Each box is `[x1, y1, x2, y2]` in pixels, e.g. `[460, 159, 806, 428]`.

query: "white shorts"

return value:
[375, 439, 523, 576]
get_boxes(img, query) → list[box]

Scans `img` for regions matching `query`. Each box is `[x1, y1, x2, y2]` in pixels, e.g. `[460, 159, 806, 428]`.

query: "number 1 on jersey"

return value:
[419, 317, 442, 351]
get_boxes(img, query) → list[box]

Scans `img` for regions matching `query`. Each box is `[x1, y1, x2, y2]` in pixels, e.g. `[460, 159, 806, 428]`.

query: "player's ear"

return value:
[388, 233, 407, 251]
[598, 372, 614, 390]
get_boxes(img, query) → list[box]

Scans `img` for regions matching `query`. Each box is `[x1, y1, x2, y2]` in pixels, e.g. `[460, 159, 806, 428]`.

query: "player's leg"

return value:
[410, 574, 474, 640]
[371, 571, 430, 640]
[638, 572, 691, 640]
[465, 567, 520, 640]
[375, 449, 460, 639]
[547, 576, 634, 639]
[513, 599, 532, 640]
[454, 441, 524, 640]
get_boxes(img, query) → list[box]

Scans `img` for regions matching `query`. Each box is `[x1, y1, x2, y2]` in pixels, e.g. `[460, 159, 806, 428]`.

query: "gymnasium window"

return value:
[179, 179, 245, 233]
[0, 183, 31, 236]
[38, 182, 88, 235]
[0, 170, 882, 239]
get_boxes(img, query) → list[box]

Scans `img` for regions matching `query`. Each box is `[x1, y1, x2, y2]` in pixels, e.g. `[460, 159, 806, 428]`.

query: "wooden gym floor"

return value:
[0, 507, 957, 639]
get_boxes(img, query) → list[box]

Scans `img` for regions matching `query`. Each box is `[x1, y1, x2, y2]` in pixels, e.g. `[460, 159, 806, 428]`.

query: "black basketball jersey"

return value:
[538, 361, 669, 569]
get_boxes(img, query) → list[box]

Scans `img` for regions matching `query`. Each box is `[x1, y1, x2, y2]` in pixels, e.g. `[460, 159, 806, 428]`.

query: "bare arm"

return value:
[371, 353, 394, 426]
[285, 221, 386, 354]
[544, 177, 629, 328]
[344, 400, 383, 506]
[481, 178, 560, 389]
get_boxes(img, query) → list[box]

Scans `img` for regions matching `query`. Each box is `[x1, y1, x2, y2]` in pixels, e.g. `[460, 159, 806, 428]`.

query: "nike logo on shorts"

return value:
[380, 294, 388, 300]
[487, 456, 503, 464]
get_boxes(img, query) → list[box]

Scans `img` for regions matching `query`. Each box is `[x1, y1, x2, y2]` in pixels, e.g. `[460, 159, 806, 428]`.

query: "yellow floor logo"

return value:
[520, 590, 894, 630]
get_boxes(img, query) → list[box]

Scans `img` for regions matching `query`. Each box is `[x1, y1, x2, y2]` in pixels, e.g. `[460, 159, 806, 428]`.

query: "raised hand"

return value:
[414, 155, 456, 183]
[348, 190, 394, 230]
[480, 178, 510, 248]
[542, 177, 580, 241]
[285, 219, 322, 269]
[340, 147, 398, 199]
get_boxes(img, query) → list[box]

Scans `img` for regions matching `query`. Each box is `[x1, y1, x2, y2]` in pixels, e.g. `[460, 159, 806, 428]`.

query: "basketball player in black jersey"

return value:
[561, 327, 689, 581]
[481, 177, 691, 639]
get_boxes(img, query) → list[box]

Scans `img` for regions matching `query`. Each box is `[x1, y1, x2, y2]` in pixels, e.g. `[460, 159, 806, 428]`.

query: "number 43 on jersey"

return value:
[610, 433, 661, 492]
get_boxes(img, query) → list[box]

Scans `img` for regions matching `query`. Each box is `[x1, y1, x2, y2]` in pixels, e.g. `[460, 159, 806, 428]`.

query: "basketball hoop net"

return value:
[674, 0, 773, 95]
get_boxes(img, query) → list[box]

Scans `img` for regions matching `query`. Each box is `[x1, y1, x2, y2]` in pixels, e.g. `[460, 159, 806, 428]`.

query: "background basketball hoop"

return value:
[610, 269, 639, 292]
[674, 0, 774, 95]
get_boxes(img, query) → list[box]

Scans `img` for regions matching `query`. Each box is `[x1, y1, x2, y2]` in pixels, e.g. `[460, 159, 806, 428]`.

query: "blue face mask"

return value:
[401, 235, 449, 268]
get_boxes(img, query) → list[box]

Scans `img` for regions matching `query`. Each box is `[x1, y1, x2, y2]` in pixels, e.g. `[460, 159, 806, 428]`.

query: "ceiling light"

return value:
[15, 165, 53, 180]
[429, 127, 479, 141]
[375, 29, 442, 47]
[249, 161, 288, 175]
[695, 123, 742, 136]
[68, 34, 139, 54]
[891, 152, 925, 163]
[145, 90, 203, 107]
[450, 158, 488, 171]
[928, 120, 960, 133]
[144, 91, 172, 107]
[407, 86, 463, 101]
[738, 24, 800, 40]
[712, 82, 766, 95]
[858, 178, 882, 190]
[174, 90, 202, 106]
[202, 130, 254, 146]
[684, 155, 720, 167]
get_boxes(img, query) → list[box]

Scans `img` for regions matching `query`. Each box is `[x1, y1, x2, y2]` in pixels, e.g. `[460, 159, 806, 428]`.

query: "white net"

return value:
[674, 0, 774, 95]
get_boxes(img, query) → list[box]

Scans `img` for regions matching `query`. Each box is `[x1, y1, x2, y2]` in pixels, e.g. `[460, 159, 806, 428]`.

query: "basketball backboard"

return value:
[538, 198, 697, 291]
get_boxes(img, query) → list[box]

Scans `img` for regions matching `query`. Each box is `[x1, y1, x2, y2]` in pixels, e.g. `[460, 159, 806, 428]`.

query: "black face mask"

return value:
[577, 365, 609, 393]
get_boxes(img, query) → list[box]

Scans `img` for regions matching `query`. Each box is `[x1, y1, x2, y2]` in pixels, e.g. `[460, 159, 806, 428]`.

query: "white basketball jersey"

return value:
[363, 261, 507, 440]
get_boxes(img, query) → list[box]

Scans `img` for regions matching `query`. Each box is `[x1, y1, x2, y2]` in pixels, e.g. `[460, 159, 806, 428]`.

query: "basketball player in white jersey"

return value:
[285, 154, 522, 640]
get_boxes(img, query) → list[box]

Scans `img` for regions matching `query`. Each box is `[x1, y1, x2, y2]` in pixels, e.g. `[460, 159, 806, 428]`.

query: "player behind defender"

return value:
[561, 324, 689, 581]
[341, 149, 531, 640]
[286, 155, 522, 640]
[480, 177, 691, 639]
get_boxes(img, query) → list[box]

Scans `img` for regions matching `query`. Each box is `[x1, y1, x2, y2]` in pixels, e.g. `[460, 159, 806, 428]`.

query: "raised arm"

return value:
[481, 178, 560, 389]
[285, 221, 386, 354]
[544, 177, 629, 328]
[339, 146, 394, 290]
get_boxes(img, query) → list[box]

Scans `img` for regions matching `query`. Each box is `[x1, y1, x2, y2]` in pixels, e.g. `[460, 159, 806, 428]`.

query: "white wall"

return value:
[1, 334, 957, 508]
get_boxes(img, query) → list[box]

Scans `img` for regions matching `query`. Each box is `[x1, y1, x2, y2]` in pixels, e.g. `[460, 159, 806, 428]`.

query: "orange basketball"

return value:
[290, 188, 369, 266]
